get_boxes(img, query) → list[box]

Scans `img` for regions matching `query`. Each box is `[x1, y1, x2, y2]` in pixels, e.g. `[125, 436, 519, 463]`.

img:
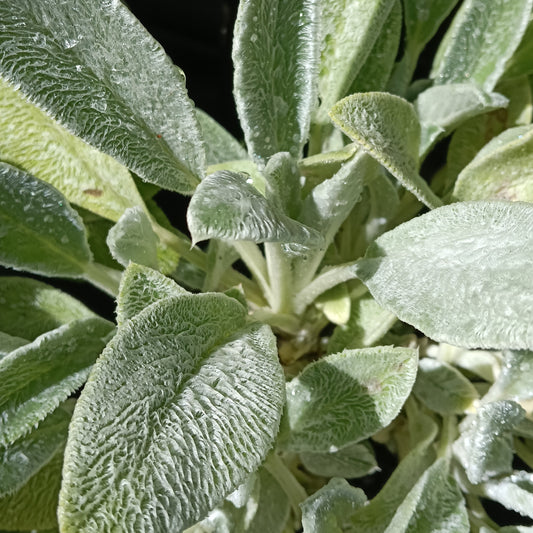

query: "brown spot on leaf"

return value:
[83, 188, 103, 197]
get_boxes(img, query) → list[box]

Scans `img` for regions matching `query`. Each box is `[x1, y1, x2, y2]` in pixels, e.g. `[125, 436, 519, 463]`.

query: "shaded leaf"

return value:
[264, 152, 301, 219]
[0, 0, 204, 193]
[0, 332, 28, 358]
[330, 93, 441, 208]
[0, 163, 91, 277]
[59, 294, 285, 532]
[431, 0, 532, 91]
[356, 201, 533, 349]
[280, 346, 418, 452]
[233, 0, 320, 161]
[0, 316, 114, 446]
[504, 17, 533, 80]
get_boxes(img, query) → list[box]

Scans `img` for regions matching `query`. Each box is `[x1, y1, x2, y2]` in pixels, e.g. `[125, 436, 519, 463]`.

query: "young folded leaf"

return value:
[0, 276, 95, 340]
[356, 201, 533, 350]
[0, 317, 114, 447]
[330, 93, 442, 209]
[187, 170, 323, 246]
[233, 0, 320, 162]
[59, 293, 285, 532]
[431, 0, 532, 91]
[280, 346, 418, 453]
[0, 0, 205, 193]
[0, 163, 92, 278]
[0, 79, 145, 222]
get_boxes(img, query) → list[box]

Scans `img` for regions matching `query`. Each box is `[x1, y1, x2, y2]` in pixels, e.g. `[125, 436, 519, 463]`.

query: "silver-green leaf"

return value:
[355, 201, 533, 350]
[59, 293, 285, 532]
[0, 0, 204, 193]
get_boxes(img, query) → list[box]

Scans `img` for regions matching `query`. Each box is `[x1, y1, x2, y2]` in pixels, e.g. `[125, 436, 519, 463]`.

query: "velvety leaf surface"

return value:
[233, 0, 319, 161]
[106, 206, 159, 269]
[0, 79, 144, 222]
[413, 358, 479, 415]
[0, 0, 204, 193]
[316, 0, 395, 122]
[504, 18, 533, 79]
[0, 332, 28, 358]
[301, 441, 378, 479]
[196, 109, 248, 166]
[384, 458, 468, 533]
[59, 294, 285, 532]
[453, 125, 533, 202]
[330, 93, 441, 208]
[431, 0, 532, 91]
[486, 350, 533, 402]
[116, 263, 188, 325]
[454, 401, 524, 484]
[187, 170, 323, 246]
[280, 347, 418, 452]
[300, 478, 367, 533]
[356, 201, 533, 349]
[0, 317, 114, 446]
[264, 152, 301, 219]
[0, 276, 94, 340]
[0, 403, 71, 498]
[0, 163, 92, 277]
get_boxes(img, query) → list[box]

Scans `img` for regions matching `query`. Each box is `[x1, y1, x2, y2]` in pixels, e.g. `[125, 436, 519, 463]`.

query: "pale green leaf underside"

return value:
[196, 109, 248, 166]
[413, 358, 479, 415]
[301, 440, 378, 479]
[0, 79, 144, 222]
[0, 0, 204, 194]
[487, 350, 533, 402]
[317, 0, 395, 121]
[454, 401, 524, 484]
[431, 0, 532, 91]
[356, 201, 533, 350]
[301, 478, 367, 533]
[116, 263, 188, 326]
[330, 93, 441, 209]
[233, 0, 319, 161]
[187, 170, 323, 246]
[0, 276, 94, 340]
[59, 294, 285, 533]
[0, 403, 71, 498]
[415, 84, 508, 156]
[281, 346, 418, 453]
[453, 125, 533, 202]
[0, 317, 113, 447]
[106, 206, 159, 269]
[384, 458, 468, 533]
[0, 163, 91, 278]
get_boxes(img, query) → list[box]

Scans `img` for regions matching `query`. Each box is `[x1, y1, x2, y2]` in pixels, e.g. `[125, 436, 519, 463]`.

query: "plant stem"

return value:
[83, 262, 122, 297]
[265, 453, 308, 525]
[265, 243, 292, 314]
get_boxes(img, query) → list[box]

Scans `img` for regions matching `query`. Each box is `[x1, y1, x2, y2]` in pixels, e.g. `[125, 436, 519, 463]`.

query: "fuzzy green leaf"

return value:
[0, 79, 144, 222]
[0, 163, 92, 277]
[301, 478, 367, 533]
[316, 0, 395, 122]
[280, 346, 418, 453]
[0, 276, 94, 340]
[196, 109, 248, 166]
[486, 350, 533, 402]
[187, 170, 323, 246]
[106, 206, 159, 269]
[301, 440, 378, 479]
[504, 18, 533, 80]
[59, 294, 285, 532]
[264, 152, 302, 219]
[0, 332, 28, 358]
[330, 93, 441, 208]
[413, 358, 479, 415]
[116, 263, 188, 326]
[0, 317, 113, 447]
[453, 125, 533, 202]
[415, 84, 508, 156]
[383, 458, 468, 533]
[454, 401, 525, 484]
[0, 0, 204, 193]
[0, 402, 71, 498]
[431, 0, 532, 91]
[356, 201, 533, 350]
[232, 0, 319, 162]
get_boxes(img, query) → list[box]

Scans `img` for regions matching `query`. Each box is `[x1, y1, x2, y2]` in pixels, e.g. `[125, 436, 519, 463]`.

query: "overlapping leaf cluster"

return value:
[1, 0, 533, 531]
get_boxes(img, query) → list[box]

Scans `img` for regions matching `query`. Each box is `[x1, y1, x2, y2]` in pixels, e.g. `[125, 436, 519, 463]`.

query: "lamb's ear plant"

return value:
[1, 0, 533, 531]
